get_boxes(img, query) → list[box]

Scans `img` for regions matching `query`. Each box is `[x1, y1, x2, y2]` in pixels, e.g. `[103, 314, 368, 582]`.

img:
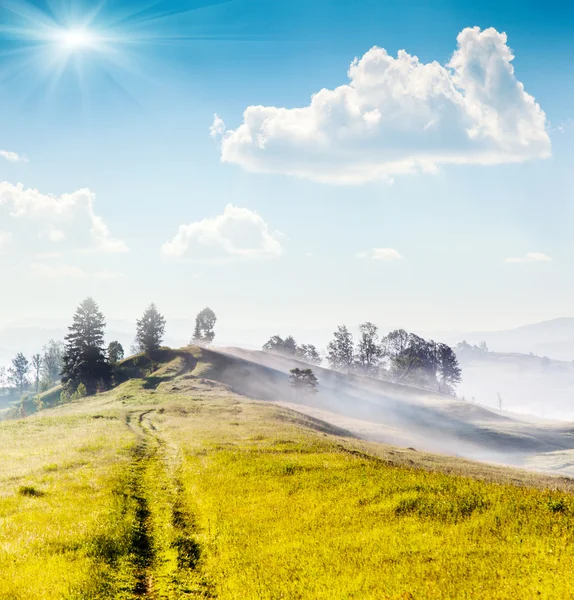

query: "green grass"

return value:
[1, 349, 574, 599]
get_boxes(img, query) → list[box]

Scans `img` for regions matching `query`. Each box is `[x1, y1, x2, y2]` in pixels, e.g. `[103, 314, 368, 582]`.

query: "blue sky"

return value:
[1, 0, 574, 345]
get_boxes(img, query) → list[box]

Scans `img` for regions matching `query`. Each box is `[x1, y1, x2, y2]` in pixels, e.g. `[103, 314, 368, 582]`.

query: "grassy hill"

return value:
[2, 347, 574, 599]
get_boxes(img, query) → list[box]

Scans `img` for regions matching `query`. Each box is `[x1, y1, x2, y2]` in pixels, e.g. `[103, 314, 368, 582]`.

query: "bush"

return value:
[71, 383, 88, 400]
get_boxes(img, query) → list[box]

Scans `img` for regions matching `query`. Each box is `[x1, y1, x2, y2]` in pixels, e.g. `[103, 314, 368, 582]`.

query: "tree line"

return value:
[1, 299, 217, 404]
[263, 323, 462, 395]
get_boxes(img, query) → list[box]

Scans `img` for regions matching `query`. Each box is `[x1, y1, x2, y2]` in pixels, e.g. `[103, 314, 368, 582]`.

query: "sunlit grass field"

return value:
[1, 350, 574, 599]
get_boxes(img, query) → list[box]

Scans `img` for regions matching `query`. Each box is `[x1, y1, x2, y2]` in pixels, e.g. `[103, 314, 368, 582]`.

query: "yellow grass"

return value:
[1, 351, 573, 599]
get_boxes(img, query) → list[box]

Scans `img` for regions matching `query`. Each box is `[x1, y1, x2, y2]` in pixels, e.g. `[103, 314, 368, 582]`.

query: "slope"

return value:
[2, 348, 574, 599]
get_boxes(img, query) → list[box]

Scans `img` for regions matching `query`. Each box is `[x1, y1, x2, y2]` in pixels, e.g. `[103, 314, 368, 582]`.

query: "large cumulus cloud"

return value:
[213, 27, 550, 184]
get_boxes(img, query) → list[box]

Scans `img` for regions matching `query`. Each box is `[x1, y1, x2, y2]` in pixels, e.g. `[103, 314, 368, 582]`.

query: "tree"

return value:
[61, 297, 111, 396]
[289, 368, 318, 395]
[31, 353, 42, 394]
[436, 343, 462, 395]
[108, 341, 124, 364]
[8, 353, 30, 397]
[327, 325, 354, 372]
[136, 303, 166, 354]
[355, 322, 383, 375]
[383, 331, 440, 389]
[297, 344, 322, 365]
[192, 307, 217, 345]
[41, 340, 64, 389]
[262, 335, 298, 356]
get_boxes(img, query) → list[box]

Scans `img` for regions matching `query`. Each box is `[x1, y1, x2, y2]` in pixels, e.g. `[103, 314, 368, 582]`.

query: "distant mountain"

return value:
[446, 318, 574, 361]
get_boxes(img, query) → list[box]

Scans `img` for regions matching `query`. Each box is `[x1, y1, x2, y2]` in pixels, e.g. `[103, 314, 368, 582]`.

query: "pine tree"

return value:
[61, 297, 111, 395]
[327, 325, 354, 372]
[136, 303, 166, 354]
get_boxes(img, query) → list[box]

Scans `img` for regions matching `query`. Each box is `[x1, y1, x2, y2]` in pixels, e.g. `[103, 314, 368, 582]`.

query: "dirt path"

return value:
[121, 410, 209, 599]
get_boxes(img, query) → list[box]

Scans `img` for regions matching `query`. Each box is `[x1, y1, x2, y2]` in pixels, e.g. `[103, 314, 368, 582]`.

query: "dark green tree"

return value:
[192, 307, 217, 345]
[289, 368, 319, 395]
[9, 353, 30, 397]
[326, 325, 354, 372]
[107, 341, 124, 364]
[61, 297, 111, 395]
[136, 303, 166, 354]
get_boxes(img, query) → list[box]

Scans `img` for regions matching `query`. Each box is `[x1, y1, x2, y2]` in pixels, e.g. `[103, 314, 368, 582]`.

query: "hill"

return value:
[2, 346, 574, 598]
[449, 317, 574, 360]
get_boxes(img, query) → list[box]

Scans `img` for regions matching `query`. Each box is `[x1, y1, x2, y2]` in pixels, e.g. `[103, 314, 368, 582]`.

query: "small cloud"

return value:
[505, 252, 552, 264]
[210, 114, 226, 139]
[0, 150, 27, 163]
[0, 182, 128, 254]
[161, 204, 283, 263]
[357, 248, 403, 261]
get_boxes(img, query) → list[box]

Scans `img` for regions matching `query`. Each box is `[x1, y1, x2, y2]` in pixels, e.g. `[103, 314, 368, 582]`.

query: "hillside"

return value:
[449, 317, 574, 360]
[2, 346, 574, 598]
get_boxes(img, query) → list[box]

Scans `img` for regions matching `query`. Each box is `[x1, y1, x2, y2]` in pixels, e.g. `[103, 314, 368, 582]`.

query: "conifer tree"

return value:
[136, 303, 166, 354]
[61, 297, 111, 395]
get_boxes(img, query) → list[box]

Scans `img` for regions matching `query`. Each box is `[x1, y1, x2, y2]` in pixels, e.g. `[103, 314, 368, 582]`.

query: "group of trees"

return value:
[263, 323, 462, 395]
[1, 298, 219, 404]
[326, 324, 461, 394]
[262, 335, 322, 365]
[0, 340, 65, 400]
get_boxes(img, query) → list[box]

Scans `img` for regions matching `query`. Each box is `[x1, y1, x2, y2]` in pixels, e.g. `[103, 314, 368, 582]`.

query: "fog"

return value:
[216, 347, 574, 477]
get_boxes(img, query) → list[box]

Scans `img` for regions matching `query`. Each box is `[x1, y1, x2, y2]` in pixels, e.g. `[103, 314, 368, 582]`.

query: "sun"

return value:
[59, 28, 95, 50]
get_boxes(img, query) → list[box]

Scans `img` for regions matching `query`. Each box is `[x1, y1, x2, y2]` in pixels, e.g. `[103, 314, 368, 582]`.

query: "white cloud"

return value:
[0, 150, 27, 163]
[0, 182, 128, 254]
[213, 27, 550, 184]
[505, 252, 552, 264]
[357, 248, 403, 261]
[161, 204, 284, 263]
[210, 114, 225, 138]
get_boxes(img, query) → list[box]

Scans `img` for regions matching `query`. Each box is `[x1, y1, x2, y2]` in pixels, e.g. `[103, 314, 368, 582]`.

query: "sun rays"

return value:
[0, 0, 232, 105]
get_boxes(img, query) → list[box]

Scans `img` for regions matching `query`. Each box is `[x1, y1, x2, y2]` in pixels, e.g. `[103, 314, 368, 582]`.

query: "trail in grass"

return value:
[119, 410, 210, 599]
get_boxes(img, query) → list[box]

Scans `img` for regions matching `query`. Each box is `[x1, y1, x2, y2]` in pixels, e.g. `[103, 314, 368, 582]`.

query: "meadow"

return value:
[1, 349, 574, 599]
